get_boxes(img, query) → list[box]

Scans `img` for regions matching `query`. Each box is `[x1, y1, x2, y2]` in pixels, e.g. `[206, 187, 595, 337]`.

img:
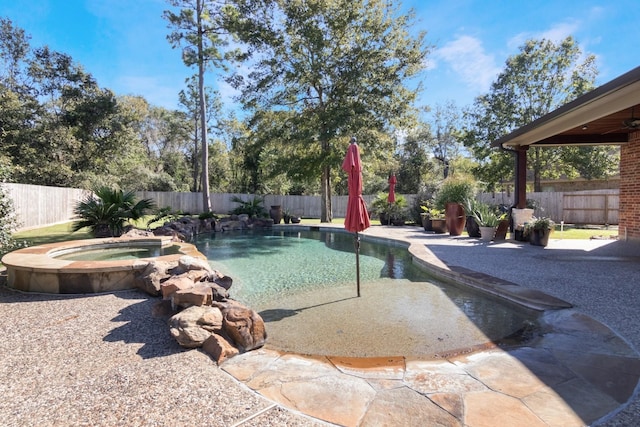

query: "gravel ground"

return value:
[0, 288, 325, 427]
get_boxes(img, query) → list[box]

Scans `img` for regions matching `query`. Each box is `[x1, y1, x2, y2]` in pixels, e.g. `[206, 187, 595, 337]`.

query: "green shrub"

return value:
[0, 184, 27, 255]
[72, 187, 156, 237]
[469, 202, 501, 227]
[434, 177, 476, 210]
[370, 193, 409, 222]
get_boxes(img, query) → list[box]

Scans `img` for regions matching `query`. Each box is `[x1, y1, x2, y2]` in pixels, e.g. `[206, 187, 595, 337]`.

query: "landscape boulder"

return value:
[172, 283, 213, 308]
[221, 304, 267, 352]
[202, 334, 239, 364]
[134, 260, 178, 296]
[168, 305, 223, 348]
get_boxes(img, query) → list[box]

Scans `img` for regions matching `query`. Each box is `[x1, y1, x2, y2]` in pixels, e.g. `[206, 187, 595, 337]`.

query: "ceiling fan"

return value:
[622, 106, 640, 129]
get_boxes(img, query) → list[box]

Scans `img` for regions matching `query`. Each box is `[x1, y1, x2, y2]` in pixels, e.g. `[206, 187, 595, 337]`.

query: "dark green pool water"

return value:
[194, 229, 539, 357]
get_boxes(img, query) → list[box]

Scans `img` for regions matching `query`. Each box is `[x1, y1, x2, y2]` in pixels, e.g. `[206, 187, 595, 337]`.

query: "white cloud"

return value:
[433, 35, 501, 93]
[508, 20, 580, 49]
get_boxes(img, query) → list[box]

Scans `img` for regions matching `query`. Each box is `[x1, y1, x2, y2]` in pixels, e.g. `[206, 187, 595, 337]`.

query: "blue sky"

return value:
[2, 0, 638, 114]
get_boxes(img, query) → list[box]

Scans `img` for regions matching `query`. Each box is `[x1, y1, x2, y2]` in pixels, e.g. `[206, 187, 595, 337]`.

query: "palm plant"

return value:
[72, 187, 156, 237]
[230, 196, 267, 217]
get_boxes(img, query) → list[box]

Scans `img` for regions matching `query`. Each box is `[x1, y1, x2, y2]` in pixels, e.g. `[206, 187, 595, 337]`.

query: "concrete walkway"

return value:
[222, 224, 640, 426]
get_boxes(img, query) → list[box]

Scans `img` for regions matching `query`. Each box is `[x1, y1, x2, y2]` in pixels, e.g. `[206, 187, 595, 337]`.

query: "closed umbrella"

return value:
[386, 174, 397, 225]
[342, 137, 370, 297]
[387, 174, 396, 204]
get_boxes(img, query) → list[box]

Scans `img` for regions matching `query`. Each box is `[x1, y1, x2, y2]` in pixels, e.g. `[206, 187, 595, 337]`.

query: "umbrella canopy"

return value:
[342, 139, 370, 233]
[387, 174, 397, 204]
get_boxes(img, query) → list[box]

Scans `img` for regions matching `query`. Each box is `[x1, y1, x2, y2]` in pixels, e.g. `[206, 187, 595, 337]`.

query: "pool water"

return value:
[194, 229, 539, 357]
[54, 244, 182, 261]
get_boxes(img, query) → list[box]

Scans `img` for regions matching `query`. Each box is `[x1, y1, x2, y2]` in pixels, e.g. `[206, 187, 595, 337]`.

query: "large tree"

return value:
[178, 75, 226, 192]
[395, 124, 433, 194]
[226, 0, 428, 221]
[462, 37, 616, 192]
[0, 18, 30, 92]
[428, 101, 462, 179]
[164, 0, 232, 212]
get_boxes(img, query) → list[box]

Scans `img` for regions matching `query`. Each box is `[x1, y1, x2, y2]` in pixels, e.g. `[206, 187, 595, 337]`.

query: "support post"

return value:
[515, 145, 528, 209]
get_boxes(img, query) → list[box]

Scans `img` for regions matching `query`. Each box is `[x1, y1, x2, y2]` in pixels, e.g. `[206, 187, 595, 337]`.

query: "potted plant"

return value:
[462, 198, 481, 238]
[282, 209, 292, 224]
[371, 193, 408, 226]
[434, 177, 476, 236]
[469, 202, 500, 241]
[525, 216, 555, 247]
[420, 205, 446, 233]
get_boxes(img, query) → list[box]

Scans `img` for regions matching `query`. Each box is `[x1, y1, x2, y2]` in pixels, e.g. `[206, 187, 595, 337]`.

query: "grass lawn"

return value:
[14, 222, 93, 246]
[12, 218, 618, 248]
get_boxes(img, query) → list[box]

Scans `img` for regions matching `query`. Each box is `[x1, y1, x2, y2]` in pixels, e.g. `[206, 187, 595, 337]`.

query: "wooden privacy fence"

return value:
[136, 191, 388, 219]
[4, 183, 90, 230]
[477, 189, 619, 225]
[562, 191, 619, 225]
[4, 183, 618, 230]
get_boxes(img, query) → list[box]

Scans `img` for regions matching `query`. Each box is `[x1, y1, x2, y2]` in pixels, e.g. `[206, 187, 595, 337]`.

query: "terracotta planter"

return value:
[494, 219, 509, 241]
[269, 205, 283, 224]
[445, 202, 466, 236]
[431, 218, 447, 233]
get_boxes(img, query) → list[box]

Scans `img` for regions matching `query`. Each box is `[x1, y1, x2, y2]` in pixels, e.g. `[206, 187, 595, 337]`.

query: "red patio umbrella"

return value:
[342, 137, 370, 297]
[387, 174, 397, 204]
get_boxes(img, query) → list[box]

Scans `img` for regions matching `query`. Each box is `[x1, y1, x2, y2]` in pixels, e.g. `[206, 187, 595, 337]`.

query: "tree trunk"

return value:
[192, 117, 200, 192]
[197, 0, 211, 212]
[320, 164, 332, 222]
[533, 147, 542, 192]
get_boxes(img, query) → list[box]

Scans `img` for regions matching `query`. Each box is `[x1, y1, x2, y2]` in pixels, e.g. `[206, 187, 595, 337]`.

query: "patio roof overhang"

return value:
[492, 66, 640, 148]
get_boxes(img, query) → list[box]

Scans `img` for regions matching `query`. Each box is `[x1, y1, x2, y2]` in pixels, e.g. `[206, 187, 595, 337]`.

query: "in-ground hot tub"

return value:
[1, 237, 206, 294]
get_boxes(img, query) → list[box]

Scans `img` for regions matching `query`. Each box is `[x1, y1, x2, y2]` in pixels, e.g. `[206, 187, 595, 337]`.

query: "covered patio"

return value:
[493, 66, 640, 241]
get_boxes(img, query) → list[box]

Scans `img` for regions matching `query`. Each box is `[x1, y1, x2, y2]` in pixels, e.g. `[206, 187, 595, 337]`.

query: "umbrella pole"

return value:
[355, 232, 361, 297]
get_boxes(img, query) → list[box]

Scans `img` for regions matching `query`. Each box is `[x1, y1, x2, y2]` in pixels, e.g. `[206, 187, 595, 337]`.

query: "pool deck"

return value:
[1, 224, 640, 426]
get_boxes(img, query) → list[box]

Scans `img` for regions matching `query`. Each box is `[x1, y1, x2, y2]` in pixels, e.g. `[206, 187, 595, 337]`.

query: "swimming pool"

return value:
[194, 229, 539, 357]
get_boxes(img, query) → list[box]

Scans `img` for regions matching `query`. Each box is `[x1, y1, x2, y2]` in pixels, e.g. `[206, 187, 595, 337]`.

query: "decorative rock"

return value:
[202, 334, 239, 364]
[152, 226, 184, 241]
[204, 270, 233, 290]
[172, 284, 213, 308]
[168, 305, 223, 348]
[134, 260, 179, 296]
[209, 283, 229, 302]
[121, 228, 155, 238]
[247, 218, 273, 228]
[222, 305, 267, 352]
[220, 220, 244, 231]
[177, 269, 211, 283]
[178, 256, 213, 273]
[160, 276, 198, 299]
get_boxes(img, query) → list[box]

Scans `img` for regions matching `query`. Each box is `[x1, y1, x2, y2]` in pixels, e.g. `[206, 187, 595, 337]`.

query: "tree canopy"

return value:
[462, 36, 618, 192]
[225, 0, 429, 221]
[0, 12, 623, 216]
